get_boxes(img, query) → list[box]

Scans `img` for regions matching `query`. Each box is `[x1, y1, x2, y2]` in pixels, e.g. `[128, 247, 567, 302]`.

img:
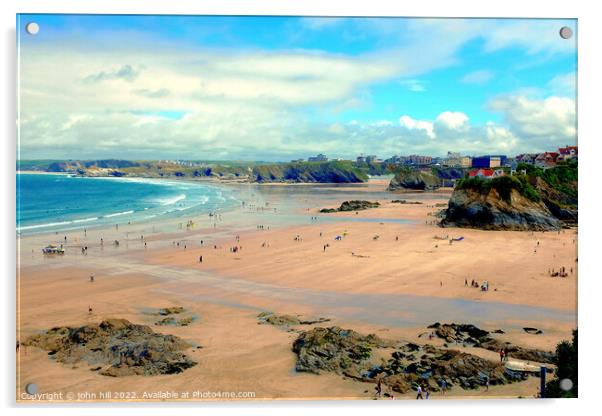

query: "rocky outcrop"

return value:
[292, 327, 392, 378]
[374, 345, 520, 391]
[24, 319, 197, 376]
[391, 199, 423, 205]
[157, 306, 185, 316]
[257, 312, 330, 327]
[427, 322, 554, 364]
[441, 164, 577, 231]
[155, 316, 195, 327]
[292, 326, 528, 392]
[533, 177, 578, 224]
[153, 306, 195, 326]
[319, 200, 380, 213]
[440, 187, 561, 231]
[388, 170, 440, 191]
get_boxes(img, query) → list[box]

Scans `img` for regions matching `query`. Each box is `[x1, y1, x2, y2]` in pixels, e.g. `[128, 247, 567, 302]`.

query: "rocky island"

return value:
[441, 162, 577, 230]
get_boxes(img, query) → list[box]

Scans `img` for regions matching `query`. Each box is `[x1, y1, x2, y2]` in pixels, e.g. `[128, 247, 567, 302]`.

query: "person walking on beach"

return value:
[499, 348, 505, 363]
[416, 385, 423, 400]
[485, 375, 490, 391]
[440, 379, 447, 395]
[425, 386, 430, 400]
[465, 278, 468, 287]
[199, 255, 203, 263]
[376, 378, 382, 398]
[503, 347, 509, 362]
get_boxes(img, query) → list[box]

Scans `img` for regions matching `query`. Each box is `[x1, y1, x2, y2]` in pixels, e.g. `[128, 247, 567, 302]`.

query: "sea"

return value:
[16, 173, 238, 235]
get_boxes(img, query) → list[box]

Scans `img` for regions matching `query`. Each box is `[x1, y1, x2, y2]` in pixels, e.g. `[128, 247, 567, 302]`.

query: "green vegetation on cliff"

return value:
[18, 159, 370, 184]
[456, 175, 540, 202]
[252, 160, 368, 183]
[442, 161, 577, 230]
[455, 160, 577, 207]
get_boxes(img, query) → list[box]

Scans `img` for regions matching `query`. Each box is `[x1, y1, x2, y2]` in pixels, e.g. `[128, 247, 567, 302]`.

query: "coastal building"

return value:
[557, 145, 578, 162]
[472, 155, 508, 168]
[468, 168, 505, 179]
[444, 151, 461, 166]
[515, 154, 537, 165]
[407, 155, 433, 165]
[460, 156, 472, 167]
[308, 154, 328, 162]
[535, 152, 559, 168]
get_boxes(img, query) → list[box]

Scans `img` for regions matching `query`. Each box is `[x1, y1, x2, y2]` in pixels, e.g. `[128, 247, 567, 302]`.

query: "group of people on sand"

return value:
[256, 225, 269, 230]
[549, 266, 571, 278]
[465, 278, 491, 291]
[375, 378, 454, 400]
[80, 246, 89, 255]
[415, 384, 431, 400]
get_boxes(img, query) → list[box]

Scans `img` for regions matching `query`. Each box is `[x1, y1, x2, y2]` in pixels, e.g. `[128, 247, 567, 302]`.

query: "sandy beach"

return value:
[16, 179, 578, 402]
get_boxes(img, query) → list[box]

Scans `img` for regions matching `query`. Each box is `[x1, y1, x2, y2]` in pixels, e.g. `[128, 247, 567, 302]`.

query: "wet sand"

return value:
[16, 179, 577, 402]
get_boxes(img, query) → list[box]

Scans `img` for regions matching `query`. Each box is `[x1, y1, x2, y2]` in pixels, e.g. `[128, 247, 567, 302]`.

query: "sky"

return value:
[17, 15, 577, 161]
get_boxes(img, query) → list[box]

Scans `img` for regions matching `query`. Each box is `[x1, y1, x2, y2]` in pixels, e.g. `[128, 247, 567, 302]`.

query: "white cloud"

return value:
[435, 111, 469, 130]
[461, 70, 494, 85]
[399, 115, 435, 139]
[17, 18, 577, 161]
[488, 95, 576, 146]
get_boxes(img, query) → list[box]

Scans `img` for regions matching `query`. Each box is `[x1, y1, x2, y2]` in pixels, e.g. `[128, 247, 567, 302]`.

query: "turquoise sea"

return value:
[16, 173, 238, 234]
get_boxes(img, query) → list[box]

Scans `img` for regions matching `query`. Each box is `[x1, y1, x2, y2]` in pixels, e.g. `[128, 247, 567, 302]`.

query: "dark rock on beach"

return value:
[523, 327, 543, 335]
[391, 199, 423, 205]
[257, 312, 330, 327]
[427, 322, 554, 364]
[292, 326, 529, 392]
[378, 344, 526, 391]
[292, 326, 392, 378]
[157, 306, 185, 316]
[319, 200, 380, 213]
[24, 319, 197, 376]
[155, 316, 195, 327]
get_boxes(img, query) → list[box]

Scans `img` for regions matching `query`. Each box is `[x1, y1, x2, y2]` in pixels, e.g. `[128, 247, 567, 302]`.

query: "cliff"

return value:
[252, 161, 367, 183]
[388, 169, 440, 191]
[19, 159, 369, 184]
[441, 162, 577, 230]
[440, 186, 561, 230]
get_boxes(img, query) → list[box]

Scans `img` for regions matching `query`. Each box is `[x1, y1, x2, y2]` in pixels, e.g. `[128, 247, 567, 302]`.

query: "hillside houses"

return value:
[467, 168, 505, 179]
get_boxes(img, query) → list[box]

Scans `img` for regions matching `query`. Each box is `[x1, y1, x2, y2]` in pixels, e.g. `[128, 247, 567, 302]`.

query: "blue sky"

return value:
[17, 15, 577, 161]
